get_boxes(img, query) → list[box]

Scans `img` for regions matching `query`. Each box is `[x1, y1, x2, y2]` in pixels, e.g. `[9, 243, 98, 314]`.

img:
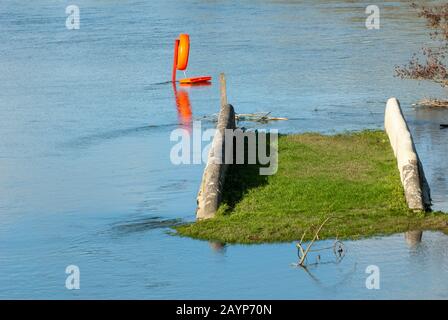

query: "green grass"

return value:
[175, 130, 448, 244]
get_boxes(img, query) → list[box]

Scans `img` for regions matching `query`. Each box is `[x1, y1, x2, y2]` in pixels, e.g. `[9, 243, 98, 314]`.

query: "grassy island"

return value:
[175, 130, 448, 243]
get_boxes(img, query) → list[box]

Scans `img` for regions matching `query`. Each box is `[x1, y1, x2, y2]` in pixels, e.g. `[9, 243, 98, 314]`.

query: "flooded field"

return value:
[0, 0, 447, 298]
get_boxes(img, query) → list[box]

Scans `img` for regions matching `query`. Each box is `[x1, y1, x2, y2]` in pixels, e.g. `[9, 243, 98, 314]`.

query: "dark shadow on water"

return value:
[60, 123, 179, 149]
[144, 281, 171, 289]
[144, 80, 173, 88]
[110, 216, 183, 236]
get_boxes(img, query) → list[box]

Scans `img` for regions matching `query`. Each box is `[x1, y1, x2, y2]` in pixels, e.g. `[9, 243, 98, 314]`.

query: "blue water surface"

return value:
[0, 0, 447, 299]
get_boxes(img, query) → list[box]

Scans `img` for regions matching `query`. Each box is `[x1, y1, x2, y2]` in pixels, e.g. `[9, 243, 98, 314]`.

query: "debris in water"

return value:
[199, 112, 288, 123]
[236, 112, 288, 123]
[413, 98, 448, 108]
[293, 217, 346, 268]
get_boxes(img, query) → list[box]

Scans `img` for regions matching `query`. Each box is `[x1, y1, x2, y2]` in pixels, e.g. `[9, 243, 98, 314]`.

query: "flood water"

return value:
[0, 0, 447, 299]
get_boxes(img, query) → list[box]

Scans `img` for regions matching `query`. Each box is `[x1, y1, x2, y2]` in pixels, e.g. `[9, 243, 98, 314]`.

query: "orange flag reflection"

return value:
[172, 82, 211, 130]
[173, 83, 192, 128]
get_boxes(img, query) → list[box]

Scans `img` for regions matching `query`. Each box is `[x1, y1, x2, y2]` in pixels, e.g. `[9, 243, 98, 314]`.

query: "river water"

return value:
[0, 0, 447, 299]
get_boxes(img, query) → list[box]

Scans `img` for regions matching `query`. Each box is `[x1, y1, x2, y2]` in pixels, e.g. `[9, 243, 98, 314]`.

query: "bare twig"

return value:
[297, 217, 331, 266]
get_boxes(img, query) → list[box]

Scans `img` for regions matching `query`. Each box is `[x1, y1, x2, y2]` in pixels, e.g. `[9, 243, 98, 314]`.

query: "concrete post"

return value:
[196, 104, 236, 220]
[384, 98, 431, 211]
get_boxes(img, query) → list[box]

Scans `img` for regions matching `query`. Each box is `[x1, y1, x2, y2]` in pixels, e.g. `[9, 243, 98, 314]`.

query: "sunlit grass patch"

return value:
[175, 130, 448, 243]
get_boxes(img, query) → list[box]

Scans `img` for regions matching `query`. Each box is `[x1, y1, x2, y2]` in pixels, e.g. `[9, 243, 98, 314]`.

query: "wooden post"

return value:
[220, 73, 227, 108]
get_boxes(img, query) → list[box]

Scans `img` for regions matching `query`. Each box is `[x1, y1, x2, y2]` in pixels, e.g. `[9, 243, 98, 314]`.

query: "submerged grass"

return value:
[175, 130, 448, 244]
